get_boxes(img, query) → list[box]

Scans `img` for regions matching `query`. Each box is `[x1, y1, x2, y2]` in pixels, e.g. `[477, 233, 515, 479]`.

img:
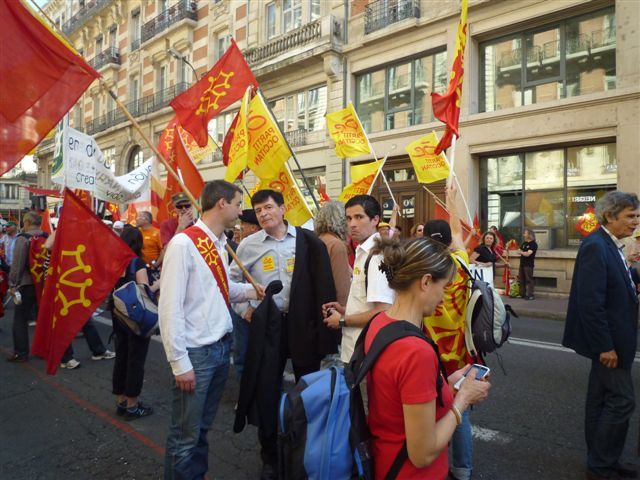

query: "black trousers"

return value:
[259, 313, 321, 466]
[61, 318, 107, 362]
[111, 314, 151, 398]
[585, 359, 635, 475]
[519, 264, 534, 297]
[12, 285, 36, 357]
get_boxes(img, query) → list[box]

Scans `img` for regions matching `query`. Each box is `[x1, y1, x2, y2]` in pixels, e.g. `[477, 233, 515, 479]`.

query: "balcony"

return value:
[88, 47, 121, 71]
[245, 20, 321, 66]
[364, 0, 420, 35]
[86, 82, 189, 135]
[284, 128, 308, 148]
[141, 0, 198, 45]
[62, 0, 111, 35]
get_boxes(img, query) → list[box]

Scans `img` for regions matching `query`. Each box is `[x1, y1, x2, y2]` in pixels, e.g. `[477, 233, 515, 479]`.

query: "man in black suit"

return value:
[563, 191, 640, 480]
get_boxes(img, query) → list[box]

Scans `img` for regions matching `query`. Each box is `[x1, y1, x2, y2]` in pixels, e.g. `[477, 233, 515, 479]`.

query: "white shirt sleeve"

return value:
[158, 240, 193, 376]
[365, 253, 395, 305]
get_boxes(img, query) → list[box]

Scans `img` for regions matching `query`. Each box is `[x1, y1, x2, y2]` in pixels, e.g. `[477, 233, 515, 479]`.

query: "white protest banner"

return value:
[62, 124, 151, 203]
[468, 265, 494, 288]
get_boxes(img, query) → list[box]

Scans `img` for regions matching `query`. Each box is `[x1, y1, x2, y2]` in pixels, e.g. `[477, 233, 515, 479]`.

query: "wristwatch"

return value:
[339, 317, 346, 328]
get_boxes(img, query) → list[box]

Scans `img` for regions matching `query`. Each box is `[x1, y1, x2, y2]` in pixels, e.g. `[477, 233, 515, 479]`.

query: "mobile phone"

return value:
[453, 364, 490, 391]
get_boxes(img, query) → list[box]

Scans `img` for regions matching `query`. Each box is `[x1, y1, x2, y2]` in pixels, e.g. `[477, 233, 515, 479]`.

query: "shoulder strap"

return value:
[363, 251, 374, 294]
[454, 254, 472, 280]
[385, 442, 408, 480]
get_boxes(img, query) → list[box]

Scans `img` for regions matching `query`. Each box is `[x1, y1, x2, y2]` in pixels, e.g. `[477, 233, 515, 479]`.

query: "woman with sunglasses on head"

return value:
[365, 235, 491, 479]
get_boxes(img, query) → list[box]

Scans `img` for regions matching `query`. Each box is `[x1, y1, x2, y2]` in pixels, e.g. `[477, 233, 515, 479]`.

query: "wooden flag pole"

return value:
[30, 0, 260, 293]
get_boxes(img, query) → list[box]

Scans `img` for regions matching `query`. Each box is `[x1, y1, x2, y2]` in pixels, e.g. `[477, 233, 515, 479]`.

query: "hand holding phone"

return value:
[454, 364, 490, 391]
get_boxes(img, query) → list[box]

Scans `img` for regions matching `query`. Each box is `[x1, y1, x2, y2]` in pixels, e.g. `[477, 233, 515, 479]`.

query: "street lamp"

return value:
[167, 47, 198, 82]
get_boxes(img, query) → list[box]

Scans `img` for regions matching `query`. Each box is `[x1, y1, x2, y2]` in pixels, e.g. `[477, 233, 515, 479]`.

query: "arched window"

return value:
[127, 145, 144, 171]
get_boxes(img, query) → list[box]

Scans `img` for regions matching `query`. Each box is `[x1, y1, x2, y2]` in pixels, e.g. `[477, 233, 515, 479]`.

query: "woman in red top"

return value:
[365, 237, 491, 479]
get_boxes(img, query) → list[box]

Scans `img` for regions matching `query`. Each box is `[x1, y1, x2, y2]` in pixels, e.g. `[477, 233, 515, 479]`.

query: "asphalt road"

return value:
[0, 307, 638, 480]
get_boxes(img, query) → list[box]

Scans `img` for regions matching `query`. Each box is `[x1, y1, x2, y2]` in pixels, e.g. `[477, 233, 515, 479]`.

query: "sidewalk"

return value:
[500, 294, 568, 320]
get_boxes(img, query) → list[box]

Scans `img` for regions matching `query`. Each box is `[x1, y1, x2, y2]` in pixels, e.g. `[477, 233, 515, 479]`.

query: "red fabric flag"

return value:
[73, 189, 92, 209]
[170, 39, 258, 147]
[106, 202, 121, 221]
[222, 110, 240, 167]
[0, 0, 100, 177]
[31, 189, 135, 374]
[431, 0, 467, 155]
[473, 212, 480, 232]
[38, 207, 52, 234]
[432, 202, 479, 251]
[173, 128, 205, 200]
[575, 205, 600, 237]
[505, 239, 519, 251]
[126, 203, 137, 225]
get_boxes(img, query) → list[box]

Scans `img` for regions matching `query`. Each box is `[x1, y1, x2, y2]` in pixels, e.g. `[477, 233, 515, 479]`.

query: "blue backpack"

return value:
[112, 263, 158, 337]
[278, 318, 445, 480]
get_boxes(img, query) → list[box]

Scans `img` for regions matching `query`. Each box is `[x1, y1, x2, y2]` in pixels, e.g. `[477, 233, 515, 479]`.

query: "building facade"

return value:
[36, 0, 640, 295]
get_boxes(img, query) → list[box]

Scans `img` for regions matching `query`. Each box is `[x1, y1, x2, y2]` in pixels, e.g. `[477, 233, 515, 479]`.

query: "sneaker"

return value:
[125, 402, 153, 420]
[28, 321, 36, 327]
[7, 354, 27, 363]
[60, 359, 81, 369]
[116, 400, 127, 416]
[92, 350, 116, 360]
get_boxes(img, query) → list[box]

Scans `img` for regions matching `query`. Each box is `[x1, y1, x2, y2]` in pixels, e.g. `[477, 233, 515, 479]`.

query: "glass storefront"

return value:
[481, 143, 616, 249]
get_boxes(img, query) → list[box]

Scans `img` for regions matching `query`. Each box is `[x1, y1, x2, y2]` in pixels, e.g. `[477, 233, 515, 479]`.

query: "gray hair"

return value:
[595, 191, 640, 225]
[314, 201, 347, 240]
[23, 211, 41, 227]
[523, 228, 536, 241]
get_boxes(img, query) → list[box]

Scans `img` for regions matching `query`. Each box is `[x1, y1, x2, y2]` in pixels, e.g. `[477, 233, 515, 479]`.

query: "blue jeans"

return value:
[164, 335, 231, 480]
[231, 310, 249, 381]
[450, 409, 472, 480]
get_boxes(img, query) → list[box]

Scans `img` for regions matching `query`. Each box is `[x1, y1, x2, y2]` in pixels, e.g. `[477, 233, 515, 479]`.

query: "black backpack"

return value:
[345, 317, 446, 479]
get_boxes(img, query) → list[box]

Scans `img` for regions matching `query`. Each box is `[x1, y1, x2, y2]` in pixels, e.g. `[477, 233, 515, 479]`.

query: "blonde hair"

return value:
[373, 236, 455, 291]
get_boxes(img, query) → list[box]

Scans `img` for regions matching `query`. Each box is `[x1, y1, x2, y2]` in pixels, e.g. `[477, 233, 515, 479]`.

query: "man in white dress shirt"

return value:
[159, 180, 263, 480]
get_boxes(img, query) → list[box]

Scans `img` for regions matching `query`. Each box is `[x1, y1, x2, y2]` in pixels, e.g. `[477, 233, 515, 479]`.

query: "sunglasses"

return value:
[175, 204, 191, 210]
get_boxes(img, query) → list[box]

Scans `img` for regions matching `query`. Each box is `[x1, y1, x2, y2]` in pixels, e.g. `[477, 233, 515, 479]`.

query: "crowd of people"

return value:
[1, 184, 638, 480]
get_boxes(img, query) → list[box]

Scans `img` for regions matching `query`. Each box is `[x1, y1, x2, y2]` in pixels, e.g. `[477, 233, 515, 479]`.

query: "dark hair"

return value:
[373, 236, 455, 292]
[139, 211, 153, 223]
[120, 224, 143, 257]
[344, 195, 382, 222]
[482, 231, 497, 248]
[252, 189, 284, 207]
[424, 219, 452, 247]
[201, 180, 242, 212]
[596, 191, 640, 226]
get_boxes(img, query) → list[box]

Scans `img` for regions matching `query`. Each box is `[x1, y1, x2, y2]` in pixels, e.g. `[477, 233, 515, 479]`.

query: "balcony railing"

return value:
[86, 82, 189, 135]
[245, 19, 322, 66]
[365, 0, 420, 35]
[62, 0, 111, 35]
[566, 33, 590, 55]
[131, 38, 141, 52]
[141, 0, 198, 44]
[284, 128, 308, 148]
[88, 47, 121, 70]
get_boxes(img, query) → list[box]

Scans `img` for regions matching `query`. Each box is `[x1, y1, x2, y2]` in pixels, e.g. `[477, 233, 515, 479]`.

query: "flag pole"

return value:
[362, 124, 398, 209]
[29, 1, 260, 294]
[446, 135, 457, 189]
[256, 89, 320, 210]
[453, 175, 474, 226]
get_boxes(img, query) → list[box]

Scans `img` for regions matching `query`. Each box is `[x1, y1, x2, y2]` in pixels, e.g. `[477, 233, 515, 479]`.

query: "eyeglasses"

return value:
[175, 204, 191, 210]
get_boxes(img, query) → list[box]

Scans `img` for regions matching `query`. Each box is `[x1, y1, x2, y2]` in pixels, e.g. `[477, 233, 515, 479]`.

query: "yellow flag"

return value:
[246, 94, 291, 179]
[405, 131, 450, 184]
[180, 128, 217, 165]
[224, 89, 251, 182]
[326, 102, 371, 158]
[338, 160, 382, 203]
[254, 164, 313, 226]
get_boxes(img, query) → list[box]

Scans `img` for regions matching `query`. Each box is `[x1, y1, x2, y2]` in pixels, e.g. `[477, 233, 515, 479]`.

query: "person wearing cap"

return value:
[2, 221, 17, 268]
[160, 192, 196, 246]
[112, 220, 125, 236]
[238, 208, 261, 240]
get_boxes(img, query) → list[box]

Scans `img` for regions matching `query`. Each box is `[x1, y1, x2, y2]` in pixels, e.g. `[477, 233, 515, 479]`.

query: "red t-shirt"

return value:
[365, 313, 454, 480]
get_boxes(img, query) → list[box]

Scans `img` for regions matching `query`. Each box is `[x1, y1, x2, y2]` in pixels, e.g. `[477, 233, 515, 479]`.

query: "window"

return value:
[131, 9, 141, 50]
[103, 147, 117, 173]
[74, 105, 83, 129]
[292, 167, 326, 212]
[208, 111, 236, 145]
[283, 0, 302, 33]
[480, 8, 615, 112]
[178, 53, 190, 85]
[95, 35, 103, 54]
[93, 95, 100, 120]
[109, 25, 117, 49]
[216, 34, 230, 61]
[356, 50, 447, 133]
[266, 3, 276, 39]
[157, 65, 167, 92]
[268, 86, 327, 134]
[310, 0, 321, 21]
[130, 77, 140, 114]
[128, 145, 144, 171]
[481, 143, 616, 249]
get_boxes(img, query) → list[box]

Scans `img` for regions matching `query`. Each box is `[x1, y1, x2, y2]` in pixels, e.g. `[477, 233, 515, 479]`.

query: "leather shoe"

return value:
[616, 465, 638, 479]
[260, 462, 278, 480]
[6, 354, 27, 363]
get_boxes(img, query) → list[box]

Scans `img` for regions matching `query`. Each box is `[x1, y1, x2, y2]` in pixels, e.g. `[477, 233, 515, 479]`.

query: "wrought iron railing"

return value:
[88, 47, 120, 70]
[86, 83, 189, 135]
[284, 128, 308, 148]
[131, 38, 141, 51]
[566, 33, 590, 55]
[245, 19, 322, 66]
[364, 0, 420, 35]
[62, 0, 111, 35]
[591, 27, 616, 49]
[141, 0, 198, 44]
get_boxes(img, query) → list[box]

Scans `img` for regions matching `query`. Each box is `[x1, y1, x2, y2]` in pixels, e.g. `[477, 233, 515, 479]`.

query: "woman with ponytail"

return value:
[365, 236, 491, 479]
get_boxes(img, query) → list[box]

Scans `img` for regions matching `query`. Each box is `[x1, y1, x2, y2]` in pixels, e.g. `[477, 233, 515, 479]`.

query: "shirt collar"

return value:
[195, 219, 226, 249]
[357, 232, 380, 255]
[601, 226, 625, 250]
[259, 223, 297, 242]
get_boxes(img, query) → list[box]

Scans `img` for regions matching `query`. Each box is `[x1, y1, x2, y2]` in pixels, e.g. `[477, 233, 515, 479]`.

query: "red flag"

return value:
[172, 128, 205, 200]
[38, 207, 52, 234]
[106, 202, 121, 221]
[505, 239, 519, 251]
[473, 212, 480, 232]
[31, 189, 135, 374]
[0, 0, 100, 176]
[575, 205, 600, 237]
[222, 110, 240, 167]
[73, 189, 92, 209]
[432, 201, 479, 251]
[126, 203, 137, 225]
[431, 0, 467, 155]
[170, 39, 258, 147]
